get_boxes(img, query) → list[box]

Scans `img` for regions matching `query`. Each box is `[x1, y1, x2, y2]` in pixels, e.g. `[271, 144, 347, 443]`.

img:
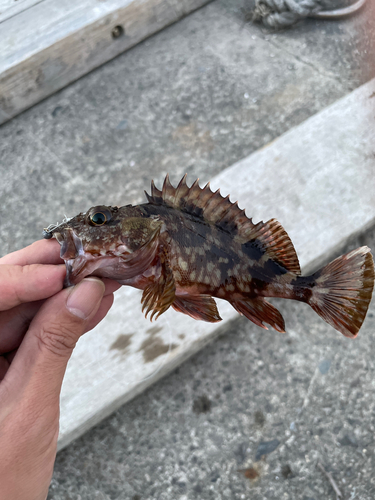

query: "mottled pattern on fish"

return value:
[44, 175, 375, 338]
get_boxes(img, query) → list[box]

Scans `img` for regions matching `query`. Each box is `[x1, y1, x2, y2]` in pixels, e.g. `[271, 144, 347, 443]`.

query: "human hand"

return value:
[0, 240, 120, 500]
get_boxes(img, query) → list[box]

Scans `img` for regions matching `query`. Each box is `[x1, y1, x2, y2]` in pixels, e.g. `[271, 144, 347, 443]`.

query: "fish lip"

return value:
[63, 261, 74, 287]
[54, 229, 83, 260]
[53, 229, 86, 286]
[63, 256, 91, 287]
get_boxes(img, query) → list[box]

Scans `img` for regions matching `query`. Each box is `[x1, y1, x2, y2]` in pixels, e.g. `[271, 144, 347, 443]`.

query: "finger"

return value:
[0, 302, 43, 354]
[85, 293, 114, 333]
[1, 278, 106, 405]
[0, 264, 66, 311]
[100, 278, 122, 295]
[0, 357, 9, 381]
[0, 240, 62, 266]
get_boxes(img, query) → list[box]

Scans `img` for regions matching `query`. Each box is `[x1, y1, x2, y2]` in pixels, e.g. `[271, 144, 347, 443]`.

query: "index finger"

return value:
[0, 264, 66, 311]
[0, 239, 62, 266]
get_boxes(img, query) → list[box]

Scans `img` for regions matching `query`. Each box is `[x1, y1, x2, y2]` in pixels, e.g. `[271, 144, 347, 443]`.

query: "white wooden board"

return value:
[0, 0, 211, 124]
[58, 79, 375, 450]
[0, 0, 42, 23]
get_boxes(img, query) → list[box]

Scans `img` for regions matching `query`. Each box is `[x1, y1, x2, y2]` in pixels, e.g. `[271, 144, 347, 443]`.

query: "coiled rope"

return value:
[252, 0, 367, 29]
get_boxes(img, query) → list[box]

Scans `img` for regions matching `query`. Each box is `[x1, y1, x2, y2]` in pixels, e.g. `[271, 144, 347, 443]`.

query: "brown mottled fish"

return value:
[43, 175, 374, 338]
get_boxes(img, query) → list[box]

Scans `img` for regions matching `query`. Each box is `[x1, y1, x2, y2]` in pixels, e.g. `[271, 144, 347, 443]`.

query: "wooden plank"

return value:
[58, 79, 375, 450]
[0, 0, 42, 23]
[0, 0, 211, 124]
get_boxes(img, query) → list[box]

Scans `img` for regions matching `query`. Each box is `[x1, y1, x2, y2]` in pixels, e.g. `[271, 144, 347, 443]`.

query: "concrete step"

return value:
[58, 77, 375, 450]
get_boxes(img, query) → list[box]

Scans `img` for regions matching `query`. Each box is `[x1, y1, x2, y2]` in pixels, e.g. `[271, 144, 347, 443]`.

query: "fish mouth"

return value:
[54, 229, 141, 287]
[54, 222, 162, 287]
[63, 254, 118, 287]
[54, 229, 115, 287]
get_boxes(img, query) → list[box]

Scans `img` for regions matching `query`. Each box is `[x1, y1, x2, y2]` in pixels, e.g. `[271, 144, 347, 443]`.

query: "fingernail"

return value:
[66, 278, 105, 319]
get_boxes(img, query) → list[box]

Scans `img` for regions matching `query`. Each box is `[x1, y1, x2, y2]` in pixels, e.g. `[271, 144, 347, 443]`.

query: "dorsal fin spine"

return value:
[175, 175, 189, 207]
[151, 179, 162, 200]
[163, 174, 176, 205]
[188, 179, 201, 201]
[203, 189, 222, 217]
[162, 174, 170, 192]
[217, 202, 240, 228]
[214, 195, 234, 224]
[196, 183, 216, 213]
[144, 190, 152, 203]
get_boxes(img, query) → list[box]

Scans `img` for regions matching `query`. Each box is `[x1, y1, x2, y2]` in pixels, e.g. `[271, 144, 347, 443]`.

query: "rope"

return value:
[251, 0, 367, 29]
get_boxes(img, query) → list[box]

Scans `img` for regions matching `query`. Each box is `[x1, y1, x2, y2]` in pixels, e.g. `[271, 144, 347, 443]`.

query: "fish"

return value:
[43, 175, 374, 338]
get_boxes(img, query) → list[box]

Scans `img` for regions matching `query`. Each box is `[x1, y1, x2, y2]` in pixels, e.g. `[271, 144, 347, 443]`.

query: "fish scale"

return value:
[44, 175, 375, 338]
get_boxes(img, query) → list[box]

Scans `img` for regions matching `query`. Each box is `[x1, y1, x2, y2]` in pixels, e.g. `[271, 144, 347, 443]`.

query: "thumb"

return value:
[4, 277, 105, 404]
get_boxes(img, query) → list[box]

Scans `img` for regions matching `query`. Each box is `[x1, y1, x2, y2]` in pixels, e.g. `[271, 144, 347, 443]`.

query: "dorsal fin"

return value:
[145, 175, 300, 275]
[145, 174, 256, 236]
[245, 218, 301, 275]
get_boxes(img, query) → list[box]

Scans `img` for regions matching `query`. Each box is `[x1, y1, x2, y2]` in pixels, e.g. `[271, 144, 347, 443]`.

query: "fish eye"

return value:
[90, 212, 107, 225]
[88, 206, 113, 226]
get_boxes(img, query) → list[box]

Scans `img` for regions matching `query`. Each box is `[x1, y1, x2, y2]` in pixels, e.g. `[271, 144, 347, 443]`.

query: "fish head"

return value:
[45, 205, 163, 286]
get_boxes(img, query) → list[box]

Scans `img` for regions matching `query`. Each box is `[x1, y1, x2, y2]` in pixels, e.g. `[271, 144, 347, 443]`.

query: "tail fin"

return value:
[309, 247, 374, 338]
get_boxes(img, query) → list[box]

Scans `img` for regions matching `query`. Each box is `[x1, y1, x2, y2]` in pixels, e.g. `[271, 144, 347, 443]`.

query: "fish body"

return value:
[44, 175, 374, 338]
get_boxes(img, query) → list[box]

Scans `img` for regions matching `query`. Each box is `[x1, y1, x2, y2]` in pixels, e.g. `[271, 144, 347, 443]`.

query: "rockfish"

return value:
[43, 175, 374, 338]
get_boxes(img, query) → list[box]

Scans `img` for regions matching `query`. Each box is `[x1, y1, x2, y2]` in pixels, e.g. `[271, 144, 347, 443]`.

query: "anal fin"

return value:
[172, 294, 222, 323]
[231, 297, 285, 333]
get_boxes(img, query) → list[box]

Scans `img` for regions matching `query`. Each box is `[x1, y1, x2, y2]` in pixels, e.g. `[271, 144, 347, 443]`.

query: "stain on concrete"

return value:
[192, 395, 211, 414]
[139, 335, 177, 363]
[281, 464, 294, 479]
[254, 410, 265, 427]
[146, 325, 163, 336]
[339, 434, 358, 447]
[239, 467, 259, 481]
[110, 333, 133, 355]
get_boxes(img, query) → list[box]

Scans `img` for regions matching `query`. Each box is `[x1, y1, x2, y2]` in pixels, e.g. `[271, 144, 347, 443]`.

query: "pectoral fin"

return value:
[172, 294, 222, 322]
[231, 297, 285, 333]
[141, 248, 175, 320]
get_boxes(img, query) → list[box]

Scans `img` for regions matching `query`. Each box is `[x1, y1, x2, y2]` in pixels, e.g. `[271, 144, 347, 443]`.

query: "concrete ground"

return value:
[0, 0, 374, 498]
